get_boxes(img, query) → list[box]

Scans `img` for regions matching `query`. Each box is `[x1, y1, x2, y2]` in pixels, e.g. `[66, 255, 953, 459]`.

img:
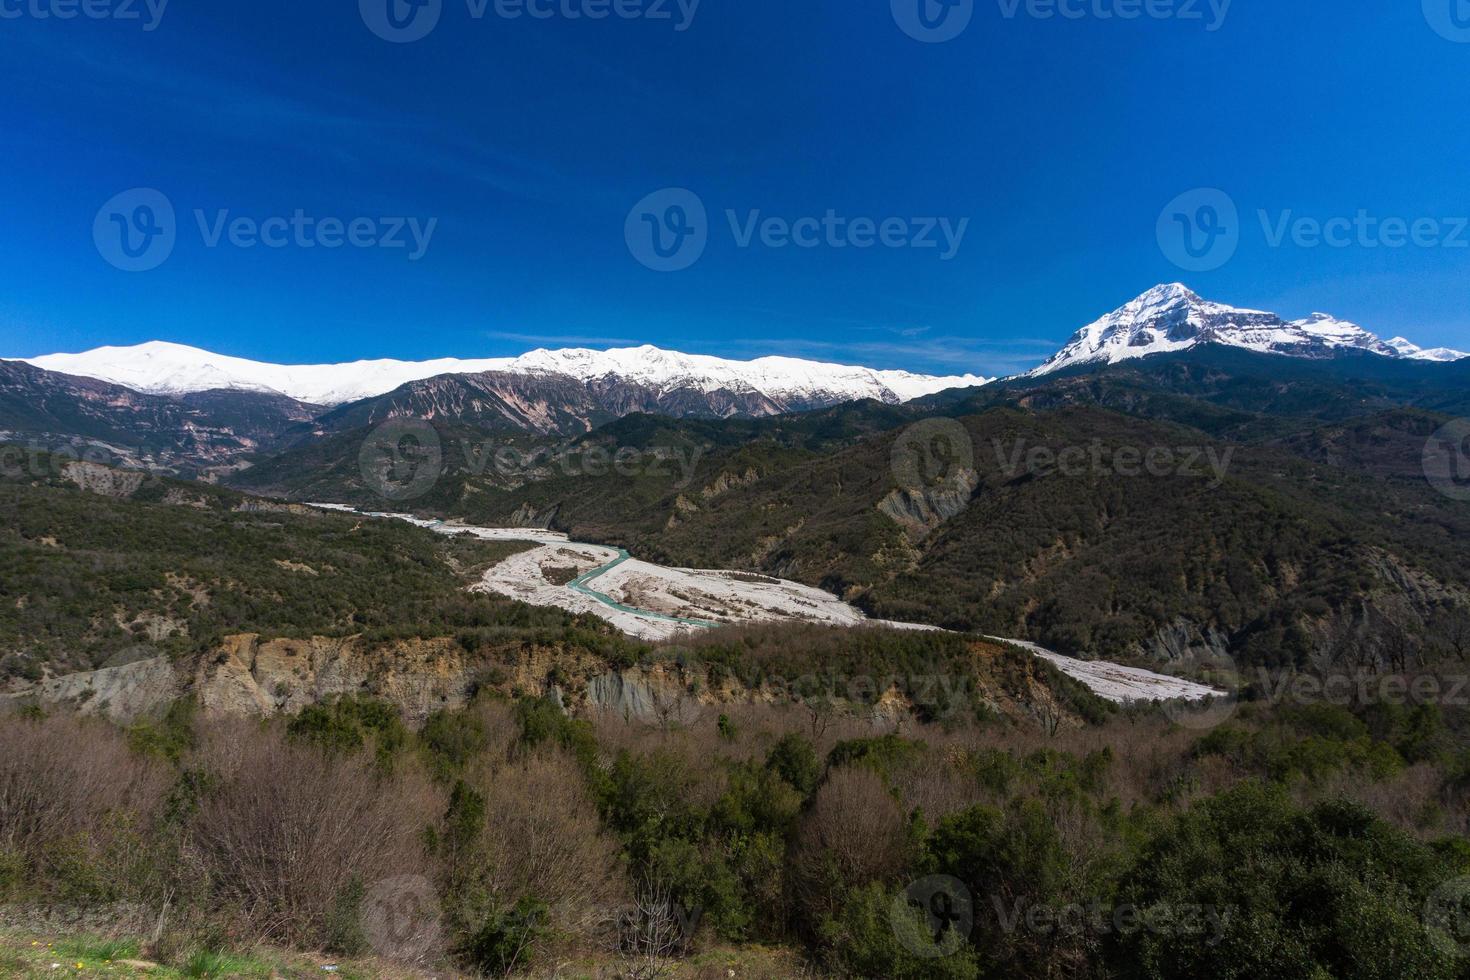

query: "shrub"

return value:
[0, 713, 168, 900]
[793, 767, 910, 930]
[442, 750, 625, 968]
[187, 721, 440, 949]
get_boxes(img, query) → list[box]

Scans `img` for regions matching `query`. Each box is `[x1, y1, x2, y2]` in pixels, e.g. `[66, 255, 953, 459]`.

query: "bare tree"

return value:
[187, 720, 442, 947]
[791, 767, 908, 924]
[618, 877, 694, 980]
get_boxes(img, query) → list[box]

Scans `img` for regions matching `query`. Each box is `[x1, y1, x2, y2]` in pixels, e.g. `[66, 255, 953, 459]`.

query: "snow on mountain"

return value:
[1030, 284, 1468, 376]
[1383, 336, 1470, 363]
[24, 341, 991, 408]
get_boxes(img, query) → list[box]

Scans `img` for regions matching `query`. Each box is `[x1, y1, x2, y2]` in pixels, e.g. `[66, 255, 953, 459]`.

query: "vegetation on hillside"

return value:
[3, 685, 1469, 978]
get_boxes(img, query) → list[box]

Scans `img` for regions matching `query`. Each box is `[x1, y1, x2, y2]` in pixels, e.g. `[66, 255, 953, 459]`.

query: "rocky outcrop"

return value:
[877, 468, 980, 539]
[14, 656, 178, 723]
[1135, 618, 1232, 667]
[3, 633, 1100, 733]
[61, 461, 146, 498]
[509, 502, 560, 528]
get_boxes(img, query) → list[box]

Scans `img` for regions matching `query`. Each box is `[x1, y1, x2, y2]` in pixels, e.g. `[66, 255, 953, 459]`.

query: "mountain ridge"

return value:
[1032, 283, 1468, 376]
[25, 340, 993, 408]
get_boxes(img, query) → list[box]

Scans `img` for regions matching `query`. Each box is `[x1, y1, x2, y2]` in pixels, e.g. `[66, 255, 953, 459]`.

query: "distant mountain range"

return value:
[24, 341, 991, 408]
[5, 287, 1469, 674]
[1032, 283, 1468, 376]
[5, 283, 1466, 475]
[22, 285, 1466, 410]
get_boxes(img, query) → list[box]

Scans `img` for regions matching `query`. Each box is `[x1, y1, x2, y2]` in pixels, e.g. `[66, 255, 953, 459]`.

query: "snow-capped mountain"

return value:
[1030, 284, 1468, 376]
[24, 341, 991, 408]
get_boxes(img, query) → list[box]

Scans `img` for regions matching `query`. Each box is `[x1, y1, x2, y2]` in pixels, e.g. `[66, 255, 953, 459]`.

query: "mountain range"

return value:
[21, 284, 1466, 410]
[5, 284, 1467, 477]
[1031, 283, 1467, 376]
[4, 283, 1470, 677]
[25, 340, 991, 408]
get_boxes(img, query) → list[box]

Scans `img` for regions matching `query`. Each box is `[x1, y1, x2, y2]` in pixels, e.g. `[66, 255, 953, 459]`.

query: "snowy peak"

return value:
[24, 341, 992, 408]
[1031, 285, 1466, 376]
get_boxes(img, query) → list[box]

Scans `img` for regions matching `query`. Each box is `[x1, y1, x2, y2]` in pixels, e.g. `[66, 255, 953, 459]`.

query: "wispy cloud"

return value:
[484, 330, 641, 349]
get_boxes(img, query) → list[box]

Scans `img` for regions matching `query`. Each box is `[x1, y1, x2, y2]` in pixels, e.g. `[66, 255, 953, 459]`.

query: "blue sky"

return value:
[3, 0, 1469, 377]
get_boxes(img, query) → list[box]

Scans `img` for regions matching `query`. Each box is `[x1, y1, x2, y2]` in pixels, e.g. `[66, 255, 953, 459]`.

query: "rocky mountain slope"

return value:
[246, 352, 1470, 674]
[0, 359, 318, 475]
[1032, 283, 1468, 376]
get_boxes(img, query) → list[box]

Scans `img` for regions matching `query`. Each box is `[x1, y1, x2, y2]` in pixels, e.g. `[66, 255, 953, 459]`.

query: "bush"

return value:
[187, 721, 441, 949]
[1109, 782, 1464, 979]
[441, 750, 624, 968]
[793, 768, 910, 931]
[0, 713, 168, 901]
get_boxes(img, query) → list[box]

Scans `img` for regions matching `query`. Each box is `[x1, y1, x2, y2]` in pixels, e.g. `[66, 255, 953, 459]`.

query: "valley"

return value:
[3, 296, 1469, 980]
[315, 504, 1220, 705]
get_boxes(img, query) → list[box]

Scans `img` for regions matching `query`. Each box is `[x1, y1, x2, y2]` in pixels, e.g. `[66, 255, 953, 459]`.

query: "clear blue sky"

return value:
[3, 0, 1469, 376]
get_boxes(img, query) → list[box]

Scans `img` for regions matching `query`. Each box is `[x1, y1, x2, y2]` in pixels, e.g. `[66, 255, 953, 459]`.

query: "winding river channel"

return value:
[312, 505, 1222, 705]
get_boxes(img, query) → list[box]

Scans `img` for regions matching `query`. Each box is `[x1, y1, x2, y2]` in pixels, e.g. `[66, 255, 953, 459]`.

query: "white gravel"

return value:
[309, 506, 1225, 705]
